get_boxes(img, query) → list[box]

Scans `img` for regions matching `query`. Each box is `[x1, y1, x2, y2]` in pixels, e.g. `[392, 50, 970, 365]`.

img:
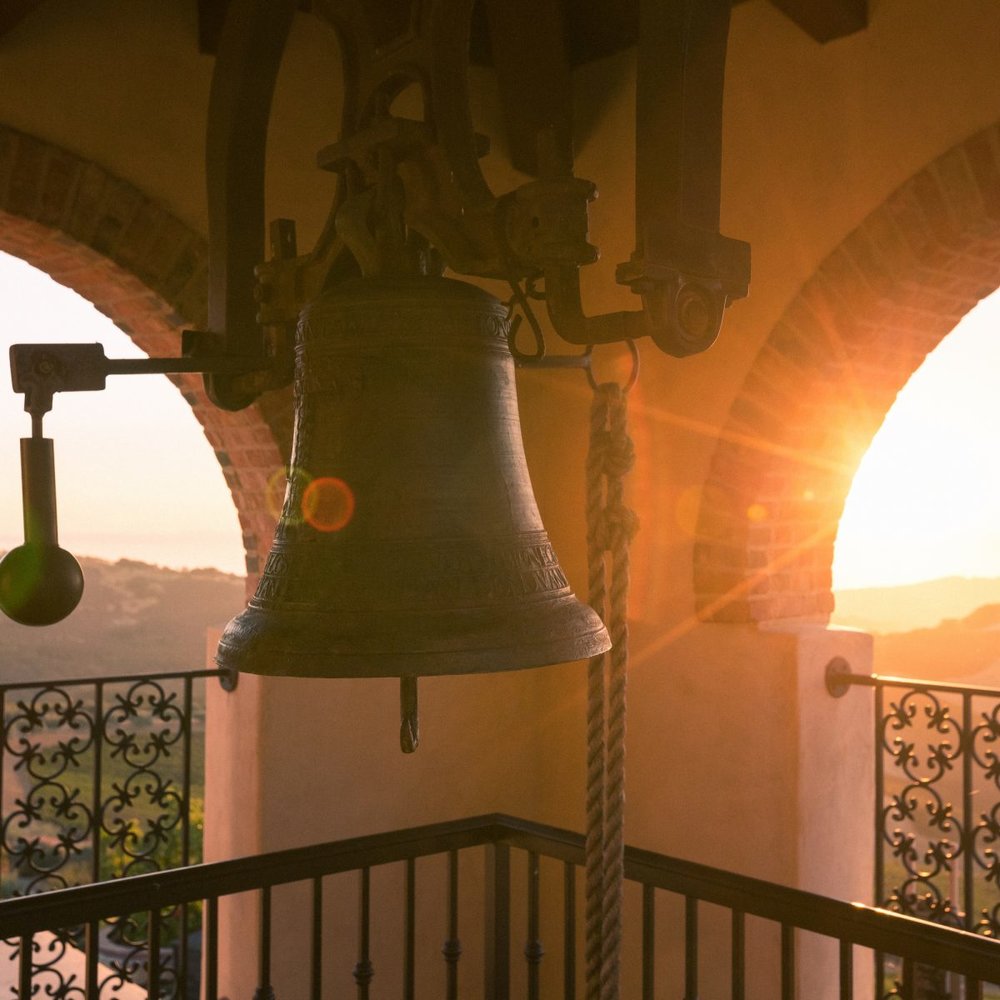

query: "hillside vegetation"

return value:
[834, 578, 1000, 686]
[0, 556, 245, 685]
[5, 564, 1000, 686]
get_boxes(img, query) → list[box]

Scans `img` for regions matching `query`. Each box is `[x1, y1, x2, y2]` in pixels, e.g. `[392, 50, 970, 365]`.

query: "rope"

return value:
[584, 381, 638, 1000]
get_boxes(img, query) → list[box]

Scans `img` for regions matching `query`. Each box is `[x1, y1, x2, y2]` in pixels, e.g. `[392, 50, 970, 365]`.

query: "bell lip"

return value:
[214, 601, 611, 679]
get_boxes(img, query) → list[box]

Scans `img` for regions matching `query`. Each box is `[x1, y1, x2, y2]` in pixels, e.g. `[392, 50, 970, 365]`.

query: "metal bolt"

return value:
[677, 284, 713, 341]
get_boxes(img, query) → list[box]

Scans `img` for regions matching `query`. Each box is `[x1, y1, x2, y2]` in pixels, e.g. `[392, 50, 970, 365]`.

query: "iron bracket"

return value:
[9, 342, 258, 422]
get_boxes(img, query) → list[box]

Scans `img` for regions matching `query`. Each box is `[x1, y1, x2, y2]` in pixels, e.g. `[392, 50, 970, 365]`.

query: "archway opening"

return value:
[832, 287, 1000, 661]
[0, 250, 245, 573]
[0, 249, 247, 676]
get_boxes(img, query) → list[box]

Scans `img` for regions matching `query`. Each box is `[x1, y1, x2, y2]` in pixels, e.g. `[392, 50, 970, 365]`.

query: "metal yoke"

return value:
[203, 0, 751, 411]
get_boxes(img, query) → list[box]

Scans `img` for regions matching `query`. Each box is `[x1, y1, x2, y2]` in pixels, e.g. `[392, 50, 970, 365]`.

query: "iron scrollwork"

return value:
[880, 688, 965, 927]
[1, 673, 209, 998]
[877, 680, 1000, 999]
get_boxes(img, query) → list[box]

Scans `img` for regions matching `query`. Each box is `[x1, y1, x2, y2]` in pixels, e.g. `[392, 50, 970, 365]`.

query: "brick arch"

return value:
[695, 121, 1000, 624]
[0, 124, 294, 584]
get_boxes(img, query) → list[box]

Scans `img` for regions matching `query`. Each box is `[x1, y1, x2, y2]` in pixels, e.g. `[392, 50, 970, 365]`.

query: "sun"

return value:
[833, 288, 1000, 591]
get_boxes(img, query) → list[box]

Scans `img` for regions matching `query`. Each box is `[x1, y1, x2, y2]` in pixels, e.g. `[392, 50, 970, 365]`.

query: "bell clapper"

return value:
[0, 401, 84, 626]
[400, 675, 419, 753]
[0, 343, 261, 627]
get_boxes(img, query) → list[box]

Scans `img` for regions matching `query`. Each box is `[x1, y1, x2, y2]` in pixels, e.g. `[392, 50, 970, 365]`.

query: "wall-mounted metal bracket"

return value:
[825, 656, 854, 698]
[10, 341, 258, 421]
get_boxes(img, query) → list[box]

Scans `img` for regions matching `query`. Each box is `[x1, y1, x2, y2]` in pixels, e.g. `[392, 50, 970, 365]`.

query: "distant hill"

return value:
[873, 619, 1000, 687]
[832, 580, 1000, 685]
[0, 556, 245, 685]
[869, 602, 1000, 686]
[832, 576, 1000, 634]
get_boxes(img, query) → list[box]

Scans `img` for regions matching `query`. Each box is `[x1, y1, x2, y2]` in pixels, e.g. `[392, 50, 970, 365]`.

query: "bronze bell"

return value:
[215, 276, 610, 745]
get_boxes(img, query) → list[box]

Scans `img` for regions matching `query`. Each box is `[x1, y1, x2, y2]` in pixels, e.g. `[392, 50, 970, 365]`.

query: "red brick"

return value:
[91, 177, 144, 258]
[6, 131, 46, 219]
[37, 148, 83, 228]
[932, 147, 987, 235]
[64, 162, 110, 243]
[964, 129, 1000, 223]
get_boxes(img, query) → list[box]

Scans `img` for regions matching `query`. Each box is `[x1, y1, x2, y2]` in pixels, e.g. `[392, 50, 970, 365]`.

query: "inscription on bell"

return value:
[250, 536, 570, 610]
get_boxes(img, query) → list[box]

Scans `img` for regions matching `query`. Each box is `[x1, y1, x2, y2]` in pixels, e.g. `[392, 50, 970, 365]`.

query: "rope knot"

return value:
[602, 435, 635, 480]
[592, 503, 640, 552]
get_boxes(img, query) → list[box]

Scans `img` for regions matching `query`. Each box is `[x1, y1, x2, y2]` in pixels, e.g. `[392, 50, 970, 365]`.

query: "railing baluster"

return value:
[780, 924, 794, 1000]
[148, 905, 162, 999]
[180, 676, 194, 999]
[684, 896, 698, 1000]
[525, 851, 543, 1000]
[963, 692, 974, 931]
[179, 898, 189, 999]
[311, 876, 323, 1000]
[902, 956, 914, 999]
[254, 885, 276, 1000]
[564, 861, 576, 1000]
[874, 681, 885, 1000]
[839, 939, 852, 1000]
[206, 897, 219, 1000]
[405, 859, 416, 1000]
[86, 919, 100, 999]
[443, 850, 461, 1000]
[92, 681, 104, 883]
[18, 932, 32, 999]
[731, 910, 745, 1000]
[182, 677, 194, 869]
[485, 842, 511, 1000]
[354, 867, 374, 1000]
[641, 884, 654, 1000]
[966, 975, 982, 1000]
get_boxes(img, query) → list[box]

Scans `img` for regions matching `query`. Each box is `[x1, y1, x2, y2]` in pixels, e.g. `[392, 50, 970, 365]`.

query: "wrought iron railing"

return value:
[0, 668, 231, 995]
[829, 661, 1000, 998]
[2, 812, 1000, 999]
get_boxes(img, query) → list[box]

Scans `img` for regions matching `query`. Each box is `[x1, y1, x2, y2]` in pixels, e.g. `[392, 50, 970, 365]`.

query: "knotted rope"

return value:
[584, 381, 638, 1000]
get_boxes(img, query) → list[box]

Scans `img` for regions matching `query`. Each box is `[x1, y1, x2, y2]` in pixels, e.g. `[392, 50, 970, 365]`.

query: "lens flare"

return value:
[267, 466, 313, 523]
[302, 477, 355, 532]
[265, 467, 289, 521]
[746, 503, 768, 523]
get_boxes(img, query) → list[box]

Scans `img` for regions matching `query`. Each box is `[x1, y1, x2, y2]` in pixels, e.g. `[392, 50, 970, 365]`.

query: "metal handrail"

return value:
[0, 667, 233, 694]
[828, 665, 1000, 701]
[3, 813, 1000, 984]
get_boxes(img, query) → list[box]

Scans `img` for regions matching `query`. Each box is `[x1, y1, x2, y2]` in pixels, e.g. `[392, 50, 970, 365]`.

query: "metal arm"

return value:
[514, 0, 750, 357]
[9, 342, 256, 419]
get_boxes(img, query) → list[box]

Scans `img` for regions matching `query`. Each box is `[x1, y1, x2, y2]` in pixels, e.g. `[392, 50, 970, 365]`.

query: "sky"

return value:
[2, 251, 999, 589]
[833, 287, 1000, 590]
[0, 252, 247, 576]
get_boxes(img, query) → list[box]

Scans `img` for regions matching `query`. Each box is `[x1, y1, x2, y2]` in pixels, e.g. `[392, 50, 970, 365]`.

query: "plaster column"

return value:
[773, 622, 875, 1000]
[623, 621, 874, 1000]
